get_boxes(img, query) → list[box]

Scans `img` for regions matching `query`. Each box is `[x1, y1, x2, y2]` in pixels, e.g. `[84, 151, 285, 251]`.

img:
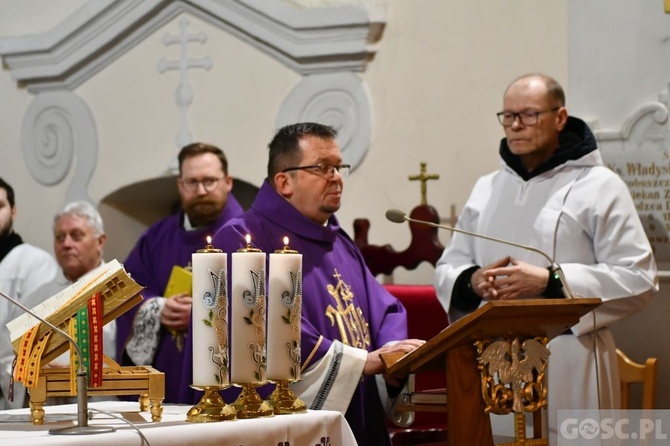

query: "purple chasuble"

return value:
[212, 181, 407, 445]
[116, 195, 243, 404]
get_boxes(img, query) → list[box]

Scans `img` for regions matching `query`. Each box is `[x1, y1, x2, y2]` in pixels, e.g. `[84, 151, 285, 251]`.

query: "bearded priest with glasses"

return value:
[116, 142, 243, 404]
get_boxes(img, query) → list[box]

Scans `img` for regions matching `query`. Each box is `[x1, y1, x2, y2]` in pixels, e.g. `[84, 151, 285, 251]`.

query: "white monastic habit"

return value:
[0, 243, 58, 409]
[434, 117, 657, 443]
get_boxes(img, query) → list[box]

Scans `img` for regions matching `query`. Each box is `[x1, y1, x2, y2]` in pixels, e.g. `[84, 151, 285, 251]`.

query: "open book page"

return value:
[6, 259, 122, 343]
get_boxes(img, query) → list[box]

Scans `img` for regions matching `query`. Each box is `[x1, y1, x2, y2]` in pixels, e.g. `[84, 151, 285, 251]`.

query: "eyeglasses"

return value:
[179, 176, 225, 192]
[281, 163, 351, 178]
[496, 107, 560, 127]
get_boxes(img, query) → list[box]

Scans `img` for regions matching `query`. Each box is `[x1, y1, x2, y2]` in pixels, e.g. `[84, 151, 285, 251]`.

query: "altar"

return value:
[0, 401, 357, 446]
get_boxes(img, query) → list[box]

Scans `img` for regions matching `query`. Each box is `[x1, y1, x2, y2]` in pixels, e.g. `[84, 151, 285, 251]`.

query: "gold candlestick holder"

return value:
[232, 383, 274, 419]
[268, 380, 307, 414]
[186, 386, 236, 423]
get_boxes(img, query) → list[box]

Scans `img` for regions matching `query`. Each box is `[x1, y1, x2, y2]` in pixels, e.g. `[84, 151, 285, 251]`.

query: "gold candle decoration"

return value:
[187, 236, 235, 422]
[192, 236, 229, 387]
[267, 237, 305, 414]
[231, 234, 266, 383]
[267, 237, 302, 380]
[230, 234, 272, 418]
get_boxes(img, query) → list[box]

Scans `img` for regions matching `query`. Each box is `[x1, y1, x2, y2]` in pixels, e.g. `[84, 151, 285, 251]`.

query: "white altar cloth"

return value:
[0, 401, 358, 445]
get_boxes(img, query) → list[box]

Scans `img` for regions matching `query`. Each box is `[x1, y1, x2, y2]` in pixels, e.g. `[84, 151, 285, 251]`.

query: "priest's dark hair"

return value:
[0, 178, 15, 208]
[177, 142, 229, 176]
[267, 122, 338, 180]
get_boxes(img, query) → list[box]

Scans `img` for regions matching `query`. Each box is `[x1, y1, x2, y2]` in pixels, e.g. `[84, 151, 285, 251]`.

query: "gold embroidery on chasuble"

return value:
[325, 268, 370, 349]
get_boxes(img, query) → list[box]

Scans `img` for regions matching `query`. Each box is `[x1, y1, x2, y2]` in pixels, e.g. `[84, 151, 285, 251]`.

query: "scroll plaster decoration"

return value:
[590, 102, 668, 142]
[277, 72, 372, 171]
[21, 91, 98, 203]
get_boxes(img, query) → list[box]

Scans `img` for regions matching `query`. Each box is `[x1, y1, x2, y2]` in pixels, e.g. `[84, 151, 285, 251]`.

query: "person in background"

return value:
[19, 200, 113, 360]
[0, 178, 58, 409]
[213, 123, 423, 445]
[7, 200, 113, 406]
[434, 73, 657, 442]
[116, 142, 244, 404]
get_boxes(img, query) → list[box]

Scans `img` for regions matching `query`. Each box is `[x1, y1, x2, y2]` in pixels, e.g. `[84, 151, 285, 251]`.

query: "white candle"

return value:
[267, 238, 302, 381]
[230, 235, 267, 384]
[191, 237, 229, 387]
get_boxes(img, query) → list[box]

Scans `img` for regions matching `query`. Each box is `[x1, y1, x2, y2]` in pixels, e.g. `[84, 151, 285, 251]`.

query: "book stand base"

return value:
[28, 356, 165, 425]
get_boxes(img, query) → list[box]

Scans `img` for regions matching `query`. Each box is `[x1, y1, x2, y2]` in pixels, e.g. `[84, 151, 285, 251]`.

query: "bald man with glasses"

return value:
[116, 142, 244, 404]
[434, 74, 657, 442]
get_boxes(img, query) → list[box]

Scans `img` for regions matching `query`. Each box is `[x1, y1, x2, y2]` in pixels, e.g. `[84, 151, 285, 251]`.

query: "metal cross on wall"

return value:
[409, 162, 439, 205]
[157, 16, 213, 156]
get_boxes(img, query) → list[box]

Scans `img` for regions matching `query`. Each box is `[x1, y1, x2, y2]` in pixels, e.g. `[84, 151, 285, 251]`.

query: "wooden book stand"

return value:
[9, 261, 165, 425]
[381, 298, 602, 446]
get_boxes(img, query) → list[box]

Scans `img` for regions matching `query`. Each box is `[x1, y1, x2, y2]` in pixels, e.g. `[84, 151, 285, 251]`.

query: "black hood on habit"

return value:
[499, 116, 597, 181]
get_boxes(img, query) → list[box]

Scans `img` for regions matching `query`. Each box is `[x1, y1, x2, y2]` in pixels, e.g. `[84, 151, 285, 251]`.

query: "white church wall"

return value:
[569, 0, 670, 410]
[354, 0, 568, 284]
[78, 13, 299, 200]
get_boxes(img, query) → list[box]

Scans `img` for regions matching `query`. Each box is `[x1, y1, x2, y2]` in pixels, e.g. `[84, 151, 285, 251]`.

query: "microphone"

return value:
[0, 290, 115, 435]
[385, 208, 574, 299]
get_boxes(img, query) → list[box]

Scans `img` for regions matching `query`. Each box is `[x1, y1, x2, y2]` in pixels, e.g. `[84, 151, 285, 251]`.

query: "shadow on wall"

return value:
[99, 175, 259, 263]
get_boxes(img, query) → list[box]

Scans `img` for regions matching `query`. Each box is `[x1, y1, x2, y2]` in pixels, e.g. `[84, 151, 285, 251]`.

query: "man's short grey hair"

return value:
[54, 201, 105, 237]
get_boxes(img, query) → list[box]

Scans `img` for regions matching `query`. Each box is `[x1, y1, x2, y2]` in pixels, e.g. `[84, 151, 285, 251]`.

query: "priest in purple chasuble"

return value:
[115, 143, 243, 404]
[213, 123, 424, 445]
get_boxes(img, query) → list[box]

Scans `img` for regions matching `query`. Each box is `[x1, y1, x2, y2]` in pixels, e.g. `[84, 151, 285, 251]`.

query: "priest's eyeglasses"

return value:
[496, 107, 560, 127]
[179, 176, 224, 192]
[282, 163, 351, 178]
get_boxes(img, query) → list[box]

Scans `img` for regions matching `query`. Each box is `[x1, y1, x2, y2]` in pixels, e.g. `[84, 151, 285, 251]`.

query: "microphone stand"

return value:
[386, 209, 574, 299]
[0, 290, 115, 435]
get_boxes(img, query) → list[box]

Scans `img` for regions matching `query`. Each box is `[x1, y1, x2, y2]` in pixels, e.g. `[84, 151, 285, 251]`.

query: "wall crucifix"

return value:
[157, 16, 213, 158]
[409, 162, 440, 205]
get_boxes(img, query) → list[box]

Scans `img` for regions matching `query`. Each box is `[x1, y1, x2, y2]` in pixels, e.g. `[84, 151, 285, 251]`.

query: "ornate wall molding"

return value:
[21, 91, 98, 204]
[589, 101, 669, 142]
[0, 0, 386, 93]
[591, 86, 670, 261]
[277, 72, 372, 171]
[2, 0, 383, 207]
